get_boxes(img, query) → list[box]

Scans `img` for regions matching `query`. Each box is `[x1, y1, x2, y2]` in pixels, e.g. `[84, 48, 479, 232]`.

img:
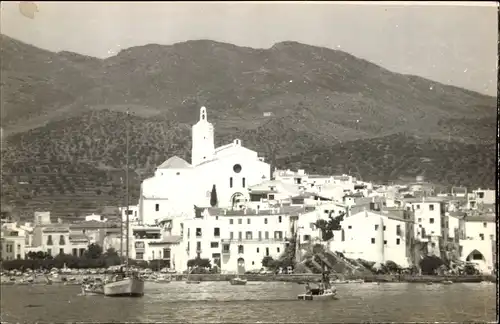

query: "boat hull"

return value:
[297, 292, 337, 301]
[230, 279, 247, 285]
[104, 278, 144, 297]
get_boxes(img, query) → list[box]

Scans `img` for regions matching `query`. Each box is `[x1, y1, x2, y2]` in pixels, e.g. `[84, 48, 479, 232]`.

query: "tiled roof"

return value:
[157, 156, 193, 169]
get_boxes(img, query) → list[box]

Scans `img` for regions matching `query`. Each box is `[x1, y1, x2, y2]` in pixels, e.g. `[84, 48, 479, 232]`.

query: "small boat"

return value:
[104, 275, 144, 297]
[230, 277, 247, 285]
[155, 275, 171, 283]
[298, 288, 337, 301]
[426, 282, 433, 285]
[441, 280, 453, 285]
[186, 280, 201, 284]
[81, 283, 104, 296]
[331, 279, 348, 284]
[347, 279, 364, 284]
[480, 281, 494, 285]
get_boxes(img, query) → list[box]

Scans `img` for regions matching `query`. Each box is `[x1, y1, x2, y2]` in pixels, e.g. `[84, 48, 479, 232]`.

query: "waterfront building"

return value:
[182, 206, 303, 273]
[459, 213, 496, 274]
[328, 208, 414, 267]
[0, 227, 26, 260]
[139, 106, 271, 225]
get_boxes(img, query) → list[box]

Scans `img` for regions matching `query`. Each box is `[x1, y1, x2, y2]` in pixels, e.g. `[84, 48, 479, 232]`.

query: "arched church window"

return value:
[233, 164, 242, 173]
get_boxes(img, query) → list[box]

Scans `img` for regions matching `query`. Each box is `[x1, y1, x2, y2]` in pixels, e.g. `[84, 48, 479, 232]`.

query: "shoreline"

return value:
[1, 273, 495, 284]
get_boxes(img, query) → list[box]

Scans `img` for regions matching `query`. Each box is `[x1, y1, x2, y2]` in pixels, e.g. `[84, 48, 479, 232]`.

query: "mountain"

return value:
[0, 35, 496, 220]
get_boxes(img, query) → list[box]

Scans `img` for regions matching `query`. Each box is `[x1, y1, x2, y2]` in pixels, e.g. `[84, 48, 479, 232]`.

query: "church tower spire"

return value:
[191, 106, 215, 166]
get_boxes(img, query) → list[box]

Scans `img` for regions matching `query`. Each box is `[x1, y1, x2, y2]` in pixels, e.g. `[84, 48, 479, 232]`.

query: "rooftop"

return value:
[201, 205, 308, 217]
[157, 156, 193, 170]
[148, 235, 182, 245]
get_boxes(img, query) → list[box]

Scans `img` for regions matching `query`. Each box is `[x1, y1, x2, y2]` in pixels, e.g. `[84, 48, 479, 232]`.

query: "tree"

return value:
[261, 256, 274, 268]
[210, 184, 218, 207]
[84, 243, 103, 259]
[187, 257, 211, 269]
[385, 260, 401, 273]
[103, 248, 121, 267]
[315, 211, 345, 241]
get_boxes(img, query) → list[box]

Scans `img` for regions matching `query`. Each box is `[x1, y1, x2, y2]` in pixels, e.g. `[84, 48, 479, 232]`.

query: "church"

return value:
[139, 106, 271, 225]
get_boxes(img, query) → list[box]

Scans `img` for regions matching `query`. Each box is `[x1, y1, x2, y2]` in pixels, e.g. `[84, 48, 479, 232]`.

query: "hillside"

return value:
[0, 35, 496, 220]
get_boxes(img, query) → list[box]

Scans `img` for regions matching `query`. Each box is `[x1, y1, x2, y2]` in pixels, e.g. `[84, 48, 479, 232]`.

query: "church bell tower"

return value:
[191, 106, 215, 166]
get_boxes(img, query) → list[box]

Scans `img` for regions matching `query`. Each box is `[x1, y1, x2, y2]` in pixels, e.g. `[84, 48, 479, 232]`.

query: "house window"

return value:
[155, 204, 159, 212]
[230, 177, 233, 188]
[47, 248, 52, 255]
[479, 233, 484, 241]
[483, 222, 487, 228]
[383, 226, 386, 231]
[256, 247, 260, 253]
[429, 204, 434, 211]
[429, 218, 434, 224]
[384, 240, 387, 245]
[258, 231, 262, 240]
[238, 219, 242, 225]
[268, 194, 275, 200]
[374, 225, 379, 230]
[265, 231, 269, 239]
[59, 248, 64, 255]
[187, 228, 190, 238]
[348, 225, 352, 229]
[136, 252, 144, 260]
[277, 247, 280, 253]
[79, 248, 85, 256]
[396, 238, 400, 245]
[196, 242, 202, 252]
[264, 218, 268, 224]
[371, 238, 375, 244]
[418, 218, 422, 223]
[210, 242, 219, 248]
[416, 204, 420, 209]
[242, 177, 246, 188]
[478, 192, 484, 198]
[59, 235, 65, 245]
[196, 228, 202, 237]
[265, 247, 269, 256]
[222, 244, 230, 253]
[238, 245, 244, 254]
[246, 231, 253, 240]
[247, 218, 251, 224]
[214, 227, 220, 237]
[230, 219, 233, 225]
[230, 232, 234, 239]
[152, 251, 155, 260]
[47, 235, 53, 245]
[163, 248, 171, 259]
[72, 248, 77, 256]
[278, 216, 282, 223]
[238, 232, 242, 240]
[303, 235, 311, 241]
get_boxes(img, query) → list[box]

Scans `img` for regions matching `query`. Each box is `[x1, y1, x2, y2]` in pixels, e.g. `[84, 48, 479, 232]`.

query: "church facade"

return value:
[139, 106, 271, 225]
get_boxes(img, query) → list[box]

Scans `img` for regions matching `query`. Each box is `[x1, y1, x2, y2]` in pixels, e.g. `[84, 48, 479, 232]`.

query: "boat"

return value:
[103, 111, 145, 298]
[441, 280, 453, 285]
[230, 277, 247, 285]
[298, 288, 337, 301]
[155, 275, 171, 283]
[347, 279, 364, 284]
[297, 257, 337, 301]
[81, 282, 105, 296]
[186, 280, 201, 284]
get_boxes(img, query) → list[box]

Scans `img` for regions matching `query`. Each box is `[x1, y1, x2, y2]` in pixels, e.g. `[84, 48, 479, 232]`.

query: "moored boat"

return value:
[230, 277, 247, 285]
[298, 288, 337, 301]
[441, 280, 453, 285]
[104, 276, 144, 297]
[186, 280, 201, 284]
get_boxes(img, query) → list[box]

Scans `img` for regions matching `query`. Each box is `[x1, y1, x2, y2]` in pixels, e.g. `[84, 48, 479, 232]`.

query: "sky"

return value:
[1, 1, 497, 96]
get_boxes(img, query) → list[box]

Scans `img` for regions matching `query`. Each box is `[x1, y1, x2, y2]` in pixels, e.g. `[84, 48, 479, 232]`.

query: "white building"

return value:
[459, 214, 496, 274]
[139, 106, 271, 225]
[182, 206, 302, 273]
[329, 209, 413, 267]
